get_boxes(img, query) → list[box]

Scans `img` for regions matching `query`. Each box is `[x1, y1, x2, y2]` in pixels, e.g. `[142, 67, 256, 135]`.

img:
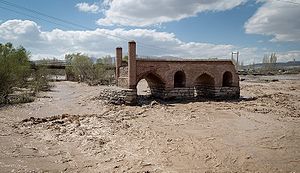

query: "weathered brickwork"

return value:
[117, 77, 128, 88]
[115, 41, 240, 103]
[119, 67, 128, 77]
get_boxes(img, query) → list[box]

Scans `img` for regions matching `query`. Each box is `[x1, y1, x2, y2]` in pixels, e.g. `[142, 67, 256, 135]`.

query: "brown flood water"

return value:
[0, 75, 299, 172]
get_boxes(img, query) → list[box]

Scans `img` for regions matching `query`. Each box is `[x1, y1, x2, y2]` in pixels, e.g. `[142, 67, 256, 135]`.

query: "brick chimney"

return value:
[128, 41, 136, 89]
[115, 47, 122, 80]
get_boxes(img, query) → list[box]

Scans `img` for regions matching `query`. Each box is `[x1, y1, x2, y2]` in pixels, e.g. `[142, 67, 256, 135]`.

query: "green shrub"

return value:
[0, 43, 31, 104]
[65, 53, 94, 81]
[65, 53, 115, 85]
[31, 65, 52, 92]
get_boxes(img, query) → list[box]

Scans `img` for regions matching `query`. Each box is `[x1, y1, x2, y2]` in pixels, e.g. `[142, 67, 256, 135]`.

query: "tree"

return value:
[123, 55, 128, 62]
[262, 54, 270, 70]
[65, 53, 115, 85]
[270, 53, 277, 64]
[98, 55, 113, 65]
[262, 53, 277, 71]
[0, 43, 30, 103]
[95, 56, 115, 85]
[65, 53, 94, 82]
[270, 53, 277, 70]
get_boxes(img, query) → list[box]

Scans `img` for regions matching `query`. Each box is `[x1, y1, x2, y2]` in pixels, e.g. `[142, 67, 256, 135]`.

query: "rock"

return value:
[94, 88, 129, 105]
[150, 100, 159, 107]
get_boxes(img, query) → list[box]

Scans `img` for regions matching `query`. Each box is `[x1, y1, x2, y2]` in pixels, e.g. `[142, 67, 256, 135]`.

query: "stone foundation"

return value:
[215, 87, 240, 99]
[123, 89, 137, 104]
[96, 86, 239, 105]
[145, 86, 239, 101]
[151, 88, 195, 99]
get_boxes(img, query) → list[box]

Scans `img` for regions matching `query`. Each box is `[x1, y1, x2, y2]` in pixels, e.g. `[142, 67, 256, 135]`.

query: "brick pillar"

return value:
[115, 47, 122, 80]
[128, 41, 136, 89]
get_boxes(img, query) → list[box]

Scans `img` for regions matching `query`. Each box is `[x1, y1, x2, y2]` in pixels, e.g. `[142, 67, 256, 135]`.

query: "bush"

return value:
[0, 43, 31, 104]
[31, 65, 52, 92]
[65, 53, 115, 85]
[92, 63, 115, 85]
[65, 53, 94, 81]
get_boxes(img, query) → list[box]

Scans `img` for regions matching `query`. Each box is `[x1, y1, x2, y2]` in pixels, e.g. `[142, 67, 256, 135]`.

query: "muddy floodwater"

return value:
[0, 75, 299, 172]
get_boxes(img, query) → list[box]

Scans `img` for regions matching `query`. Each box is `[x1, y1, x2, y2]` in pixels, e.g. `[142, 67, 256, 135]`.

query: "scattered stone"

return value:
[93, 89, 128, 105]
[150, 100, 159, 107]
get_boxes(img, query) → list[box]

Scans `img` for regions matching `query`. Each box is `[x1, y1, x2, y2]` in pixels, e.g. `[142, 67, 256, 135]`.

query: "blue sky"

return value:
[0, 0, 299, 64]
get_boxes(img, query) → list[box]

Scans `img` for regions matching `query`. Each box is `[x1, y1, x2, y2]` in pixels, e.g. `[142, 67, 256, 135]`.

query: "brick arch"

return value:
[194, 73, 216, 97]
[136, 71, 166, 89]
[174, 70, 186, 88]
[194, 73, 215, 87]
[218, 69, 239, 87]
[222, 71, 233, 87]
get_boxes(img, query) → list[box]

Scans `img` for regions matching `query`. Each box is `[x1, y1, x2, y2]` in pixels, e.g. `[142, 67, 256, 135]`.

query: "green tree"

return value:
[65, 53, 94, 82]
[0, 43, 30, 103]
[123, 55, 128, 62]
[94, 60, 115, 85]
[32, 59, 51, 92]
[65, 53, 115, 85]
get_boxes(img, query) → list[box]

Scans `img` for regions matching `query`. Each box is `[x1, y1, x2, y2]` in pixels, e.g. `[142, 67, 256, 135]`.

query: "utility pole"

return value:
[231, 51, 239, 70]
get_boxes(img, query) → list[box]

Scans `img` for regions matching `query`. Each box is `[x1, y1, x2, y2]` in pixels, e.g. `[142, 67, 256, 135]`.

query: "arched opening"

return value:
[137, 79, 151, 96]
[194, 73, 215, 97]
[222, 71, 233, 87]
[195, 73, 215, 87]
[174, 71, 186, 88]
[137, 73, 165, 98]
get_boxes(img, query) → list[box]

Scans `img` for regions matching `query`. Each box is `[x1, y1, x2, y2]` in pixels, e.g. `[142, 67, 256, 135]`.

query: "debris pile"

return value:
[93, 89, 127, 105]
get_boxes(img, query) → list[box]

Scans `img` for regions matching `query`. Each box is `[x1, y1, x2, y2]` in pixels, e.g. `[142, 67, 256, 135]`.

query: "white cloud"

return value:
[97, 0, 246, 27]
[0, 19, 41, 47]
[0, 19, 297, 64]
[245, 0, 300, 42]
[0, 20, 235, 60]
[76, 2, 100, 13]
[275, 50, 300, 62]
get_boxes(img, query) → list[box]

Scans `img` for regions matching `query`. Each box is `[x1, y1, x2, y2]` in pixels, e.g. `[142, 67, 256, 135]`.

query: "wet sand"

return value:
[0, 75, 299, 172]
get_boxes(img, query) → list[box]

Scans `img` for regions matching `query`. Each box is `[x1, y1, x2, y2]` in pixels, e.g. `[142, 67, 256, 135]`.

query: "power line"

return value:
[0, 0, 174, 54]
[0, 0, 129, 41]
[0, 6, 71, 30]
[274, 0, 300, 5]
[0, 0, 96, 30]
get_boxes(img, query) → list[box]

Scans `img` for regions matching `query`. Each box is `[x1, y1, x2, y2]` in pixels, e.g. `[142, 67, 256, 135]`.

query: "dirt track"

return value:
[0, 75, 299, 172]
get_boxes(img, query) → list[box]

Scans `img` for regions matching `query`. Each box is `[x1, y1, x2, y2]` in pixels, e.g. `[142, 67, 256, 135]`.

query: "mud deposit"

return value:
[0, 75, 300, 172]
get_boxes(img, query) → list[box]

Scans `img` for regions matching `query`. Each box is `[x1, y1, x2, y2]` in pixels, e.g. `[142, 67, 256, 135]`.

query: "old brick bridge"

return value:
[115, 41, 240, 103]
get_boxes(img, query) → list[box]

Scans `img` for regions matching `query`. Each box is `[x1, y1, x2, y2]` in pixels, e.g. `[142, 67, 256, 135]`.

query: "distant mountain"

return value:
[243, 61, 300, 69]
[280, 61, 300, 67]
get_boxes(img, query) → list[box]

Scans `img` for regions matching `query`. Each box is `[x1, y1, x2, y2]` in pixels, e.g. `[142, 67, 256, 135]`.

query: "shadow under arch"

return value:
[223, 71, 233, 87]
[194, 73, 215, 97]
[136, 72, 166, 98]
[174, 71, 186, 88]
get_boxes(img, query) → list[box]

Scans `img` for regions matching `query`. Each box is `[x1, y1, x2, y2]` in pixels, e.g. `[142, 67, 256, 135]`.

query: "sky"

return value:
[0, 0, 299, 64]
